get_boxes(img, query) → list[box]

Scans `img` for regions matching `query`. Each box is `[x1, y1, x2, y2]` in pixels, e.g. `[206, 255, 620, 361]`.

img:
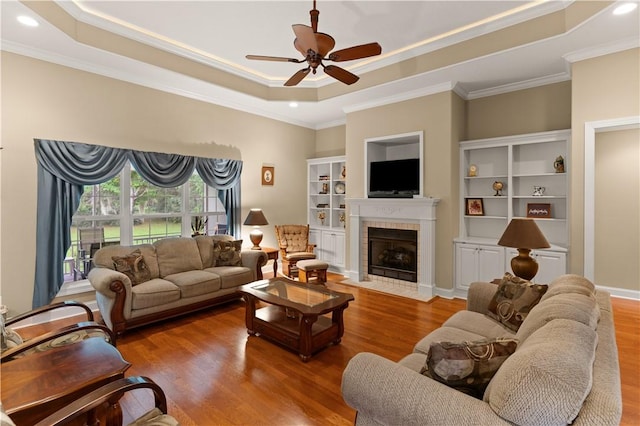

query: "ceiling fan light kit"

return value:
[246, 0, 382, 86]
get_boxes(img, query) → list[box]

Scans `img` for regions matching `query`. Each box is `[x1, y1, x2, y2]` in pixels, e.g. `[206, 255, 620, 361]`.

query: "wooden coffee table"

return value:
[240, 277, 354, 361]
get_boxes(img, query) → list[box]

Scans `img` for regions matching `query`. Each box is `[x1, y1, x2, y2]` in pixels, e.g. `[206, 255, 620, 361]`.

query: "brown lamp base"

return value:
[249, 230, 263, 250]
[510, 248, 539, 281]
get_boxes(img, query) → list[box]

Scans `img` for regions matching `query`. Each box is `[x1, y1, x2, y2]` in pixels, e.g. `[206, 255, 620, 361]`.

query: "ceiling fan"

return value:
[246, 0, 382, 86]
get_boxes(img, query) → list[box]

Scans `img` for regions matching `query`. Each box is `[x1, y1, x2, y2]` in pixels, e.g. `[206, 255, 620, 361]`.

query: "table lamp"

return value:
[497, 218, 550, 281]
[243, 209, 269, 250]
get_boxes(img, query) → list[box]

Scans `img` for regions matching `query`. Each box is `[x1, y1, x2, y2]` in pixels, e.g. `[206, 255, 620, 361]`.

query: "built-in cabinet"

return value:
[455, 130, 570, 296]
[307, 156, 346, 272]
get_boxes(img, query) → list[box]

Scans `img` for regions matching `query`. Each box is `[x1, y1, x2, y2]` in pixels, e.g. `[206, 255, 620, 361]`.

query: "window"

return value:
[65, 162, 226, 281]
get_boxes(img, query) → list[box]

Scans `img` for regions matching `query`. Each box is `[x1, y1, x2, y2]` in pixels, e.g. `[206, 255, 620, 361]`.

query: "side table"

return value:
[1, 338, 131, 425]
[261, 247, 279, 277]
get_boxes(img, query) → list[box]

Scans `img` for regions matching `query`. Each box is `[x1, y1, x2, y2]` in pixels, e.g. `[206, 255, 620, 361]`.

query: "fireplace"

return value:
[348, 197, 439, 298]
[368, 227, 418, 282]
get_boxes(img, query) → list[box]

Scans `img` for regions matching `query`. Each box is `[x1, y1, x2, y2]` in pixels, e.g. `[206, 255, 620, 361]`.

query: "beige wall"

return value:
[466, 81, 572, 139]
[0, 52, 315, 314]
[571, 48, 640, 276]
[345, 92, 460, 290]
[315, 125, 346, 158]
[594, 129, 639, 290]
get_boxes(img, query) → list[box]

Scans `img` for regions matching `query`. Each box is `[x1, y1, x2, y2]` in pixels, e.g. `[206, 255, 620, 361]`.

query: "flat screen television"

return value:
[368, 158, 420, 198]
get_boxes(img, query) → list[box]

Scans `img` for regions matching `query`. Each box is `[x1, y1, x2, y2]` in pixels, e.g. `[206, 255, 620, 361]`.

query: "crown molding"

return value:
[466, 72, 571, 100]
[563, 36, 640, 64]
[343, 81, 458, 114]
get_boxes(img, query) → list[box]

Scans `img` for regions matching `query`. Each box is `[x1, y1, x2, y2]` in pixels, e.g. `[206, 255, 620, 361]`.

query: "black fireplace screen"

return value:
[368, 227, 418, 282]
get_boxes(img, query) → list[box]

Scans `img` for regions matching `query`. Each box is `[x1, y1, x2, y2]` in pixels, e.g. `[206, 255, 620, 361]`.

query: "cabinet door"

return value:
[477, 245, 505, 282]
[532, 250, 566, 284]
[455, 244, 480, 291]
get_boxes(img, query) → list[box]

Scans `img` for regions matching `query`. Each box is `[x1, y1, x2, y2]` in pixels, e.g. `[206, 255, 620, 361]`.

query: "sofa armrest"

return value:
[466, 281, 498, 314]
[88, 267, 133, 334]
[240, 250, 268, 280]
[342, 352, 509, 426]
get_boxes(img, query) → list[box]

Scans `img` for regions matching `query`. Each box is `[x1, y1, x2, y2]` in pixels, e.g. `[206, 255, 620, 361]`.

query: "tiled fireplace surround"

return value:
[347, 197, 440, 300]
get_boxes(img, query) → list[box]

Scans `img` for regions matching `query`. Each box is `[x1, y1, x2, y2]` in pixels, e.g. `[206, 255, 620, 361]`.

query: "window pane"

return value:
[133, 217, 181, 244]
[76, 178, 121, 216]
[131, 170, 182, 214]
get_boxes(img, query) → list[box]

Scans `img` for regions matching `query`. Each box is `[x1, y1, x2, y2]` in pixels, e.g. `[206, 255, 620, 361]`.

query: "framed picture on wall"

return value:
[465, 198, 484, 216]
[262, 166, 274, 186]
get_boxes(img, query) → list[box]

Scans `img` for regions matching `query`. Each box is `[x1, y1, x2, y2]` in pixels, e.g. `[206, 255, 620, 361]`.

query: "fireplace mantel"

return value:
[347, 197, 440, 297]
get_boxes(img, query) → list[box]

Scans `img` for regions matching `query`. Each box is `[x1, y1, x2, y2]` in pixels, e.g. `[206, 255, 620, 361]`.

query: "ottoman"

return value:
[297, 259, 329, 284]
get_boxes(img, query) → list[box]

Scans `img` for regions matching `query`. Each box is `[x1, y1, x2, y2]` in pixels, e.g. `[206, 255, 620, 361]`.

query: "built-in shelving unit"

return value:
[307, 156, 346, 272]
[455, 129, 570, 294]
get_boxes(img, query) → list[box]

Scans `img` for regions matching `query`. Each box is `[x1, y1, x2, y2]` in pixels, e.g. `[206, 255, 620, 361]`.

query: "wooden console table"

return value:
[261, 247, 279, 277]
[1, 338, 131, 425]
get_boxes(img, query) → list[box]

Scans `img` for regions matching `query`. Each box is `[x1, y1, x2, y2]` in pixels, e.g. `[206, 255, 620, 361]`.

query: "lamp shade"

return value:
[497, 218, 550, 250]
[243, 209, 269, 226]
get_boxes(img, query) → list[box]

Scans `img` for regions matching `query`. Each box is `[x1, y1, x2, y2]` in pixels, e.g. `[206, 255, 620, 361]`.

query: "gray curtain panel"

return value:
[32, 139, 242, 308]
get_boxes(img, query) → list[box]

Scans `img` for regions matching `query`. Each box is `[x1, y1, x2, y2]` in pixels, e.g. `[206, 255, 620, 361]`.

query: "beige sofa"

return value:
[89, 235, 267, 335]
[342, 274, 622, 425]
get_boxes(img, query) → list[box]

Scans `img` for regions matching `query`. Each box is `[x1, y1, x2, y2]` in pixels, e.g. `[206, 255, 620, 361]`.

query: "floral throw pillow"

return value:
[487, 272, 548, 331]
[214, 240, 243, 266]
[112, 249, 152, 286]
[420, 338, 518, 398]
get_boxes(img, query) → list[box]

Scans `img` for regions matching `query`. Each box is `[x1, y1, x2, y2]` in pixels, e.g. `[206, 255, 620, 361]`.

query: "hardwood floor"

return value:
[16, 274, 640, 425]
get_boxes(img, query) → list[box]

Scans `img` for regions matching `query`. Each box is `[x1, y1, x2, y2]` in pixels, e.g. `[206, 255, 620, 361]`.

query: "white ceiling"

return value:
[1, 1, 639, 129]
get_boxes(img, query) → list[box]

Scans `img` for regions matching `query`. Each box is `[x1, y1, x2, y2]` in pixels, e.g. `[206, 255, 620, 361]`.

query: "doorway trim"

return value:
[584, 116, 640, 281]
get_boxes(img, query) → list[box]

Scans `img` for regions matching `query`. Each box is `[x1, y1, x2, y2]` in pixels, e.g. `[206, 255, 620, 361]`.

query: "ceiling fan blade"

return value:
[328, 42, 382, 62]
[292, 24, 318, 55]
[284, 68, 311, 86]
[246, 55, 303, 63]
[324, 65, 359, 85]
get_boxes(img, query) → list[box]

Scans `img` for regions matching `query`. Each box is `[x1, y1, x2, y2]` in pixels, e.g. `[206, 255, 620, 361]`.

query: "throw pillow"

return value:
[487, 272, 548, 332]
[112, 249, 152, 285]
[214, 240, 243, 266]
[420, 338, 518, 398]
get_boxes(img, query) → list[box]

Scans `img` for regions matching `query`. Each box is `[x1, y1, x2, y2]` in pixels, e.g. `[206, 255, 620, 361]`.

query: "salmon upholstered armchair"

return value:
[274, 225, 316, 278]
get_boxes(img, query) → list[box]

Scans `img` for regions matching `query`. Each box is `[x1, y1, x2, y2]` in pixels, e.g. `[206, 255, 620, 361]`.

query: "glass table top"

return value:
[250, 279, 338, 307]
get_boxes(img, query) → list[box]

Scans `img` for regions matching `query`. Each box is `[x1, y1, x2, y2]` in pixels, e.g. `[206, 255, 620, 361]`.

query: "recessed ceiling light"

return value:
[289, 102, 299, 108]
[613, 2, 637, 15]
[17, 15, 39, 27]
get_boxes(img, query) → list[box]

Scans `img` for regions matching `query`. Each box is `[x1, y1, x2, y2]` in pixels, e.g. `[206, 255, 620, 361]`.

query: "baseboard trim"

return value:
[597, 285, 640, 301]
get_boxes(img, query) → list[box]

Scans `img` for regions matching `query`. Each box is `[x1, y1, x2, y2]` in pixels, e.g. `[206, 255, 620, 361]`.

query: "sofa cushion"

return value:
[214, 240, 243, 266]
[205, 266, 253, 289]
[420, 338, 518, 399]
[111, 249, 152, 286]
[487, 273, 547, 332]
[194, 236, 216, 268]
[516, 293, 600, 343]
[443, 311, 516, 340]
[484, 318, 597, 425]
[540, 274, 596, 303]
[131, 278, 181, 310]
[414, 326, 488, 355]
[163, 270, 221, 298]
[154, 238, 203, 277]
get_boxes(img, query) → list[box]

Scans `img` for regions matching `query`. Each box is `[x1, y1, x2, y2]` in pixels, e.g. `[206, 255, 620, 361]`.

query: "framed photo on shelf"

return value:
[465, 198, 484, 216]
[261, 166, 274, 186]
[527, 203, 552, 218]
